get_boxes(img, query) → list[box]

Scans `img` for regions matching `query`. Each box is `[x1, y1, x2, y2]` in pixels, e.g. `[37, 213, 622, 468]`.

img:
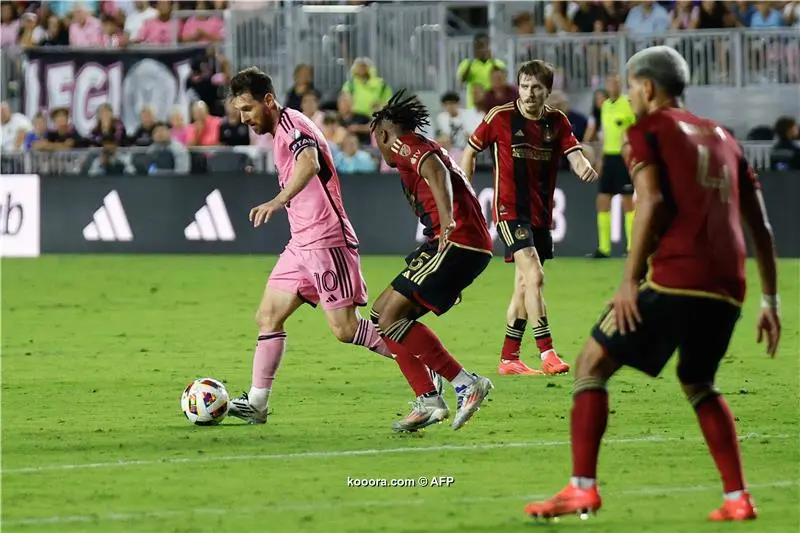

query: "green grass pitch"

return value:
[2, 255, 798, 533]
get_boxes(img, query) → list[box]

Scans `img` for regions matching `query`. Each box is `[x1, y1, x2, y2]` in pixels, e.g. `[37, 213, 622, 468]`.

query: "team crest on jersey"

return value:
[399, 144, 411, 157]
[515, 226, 530, 241]
[542, 125, 555, 143]
[293, 129, 302, 139]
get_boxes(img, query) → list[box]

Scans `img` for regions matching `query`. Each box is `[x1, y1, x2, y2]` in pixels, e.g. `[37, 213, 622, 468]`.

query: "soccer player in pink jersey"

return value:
[225, 67, 439, 424]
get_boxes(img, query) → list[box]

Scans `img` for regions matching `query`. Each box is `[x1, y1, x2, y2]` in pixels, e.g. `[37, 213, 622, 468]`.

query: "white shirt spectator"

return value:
[544, 2, 580, 34]
[785, 2, 800, 27]
[436, 108, 482, 150]
[124, 5, 158, 40]
[1, 112, 33, 152]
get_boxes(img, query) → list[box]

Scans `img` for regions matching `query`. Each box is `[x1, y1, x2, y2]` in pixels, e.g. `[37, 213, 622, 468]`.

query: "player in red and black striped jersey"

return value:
[524, 46, 780, 523]
[462, 60, 598, 377]
[370, 90, 495, 433]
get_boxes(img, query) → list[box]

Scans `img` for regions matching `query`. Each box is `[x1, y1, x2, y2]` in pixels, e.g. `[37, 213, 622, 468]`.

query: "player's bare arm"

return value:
[566, 150, 598, 183]
[612, 163, 666, 335]
[250, 146, 321, 227]
[419, 154, 456, 251]
[739, 164, 781, 356]
[460, 145, 479, 183]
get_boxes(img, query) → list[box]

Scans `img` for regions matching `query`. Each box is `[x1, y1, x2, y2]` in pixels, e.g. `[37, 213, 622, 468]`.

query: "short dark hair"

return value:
[229, 67, 275, 100]
[474, 33, 488, 43]
[516, 60, 554, 91]
[370, 88, 430, 134]
[440, 91, 460, 104]
[774, 116, 797, 141]
[152, 121, 170, 131]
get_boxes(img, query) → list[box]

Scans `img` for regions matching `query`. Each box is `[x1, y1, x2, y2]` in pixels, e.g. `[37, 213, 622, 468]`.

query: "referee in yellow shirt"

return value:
[592, 75, 636, 258]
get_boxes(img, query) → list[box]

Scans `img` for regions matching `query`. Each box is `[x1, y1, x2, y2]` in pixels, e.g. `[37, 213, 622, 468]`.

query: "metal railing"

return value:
[0, 142, 777, 176]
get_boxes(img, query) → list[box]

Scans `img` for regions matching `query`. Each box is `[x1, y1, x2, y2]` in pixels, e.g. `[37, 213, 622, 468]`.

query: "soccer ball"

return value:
[180, 378, 230, 425]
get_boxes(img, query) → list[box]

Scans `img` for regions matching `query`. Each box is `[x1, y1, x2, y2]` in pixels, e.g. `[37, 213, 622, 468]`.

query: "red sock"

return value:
[695, 395, 746, 493]
[502, 319, 526, 361]
[382, 337, 436, 397]
[400, 322, 462, 381]
[571, 387, 609, 479]
[533, 316, 554, 354]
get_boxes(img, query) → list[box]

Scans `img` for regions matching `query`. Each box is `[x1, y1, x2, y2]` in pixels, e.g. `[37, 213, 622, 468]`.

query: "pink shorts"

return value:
[267, 245, 368, 310]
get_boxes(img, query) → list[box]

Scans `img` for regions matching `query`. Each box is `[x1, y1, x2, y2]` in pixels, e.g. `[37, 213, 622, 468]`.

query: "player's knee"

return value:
[574, 338, 618, 381]
[522, 264, 545, 290]
[330, 316, 359, 343]
[680, 381, 719, 408]
[255, 306, 284, 332]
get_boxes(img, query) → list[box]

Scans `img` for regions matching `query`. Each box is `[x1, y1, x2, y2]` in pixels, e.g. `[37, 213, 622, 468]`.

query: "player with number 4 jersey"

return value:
[370, 89, 495, 433]
[461, 60, 598, 377]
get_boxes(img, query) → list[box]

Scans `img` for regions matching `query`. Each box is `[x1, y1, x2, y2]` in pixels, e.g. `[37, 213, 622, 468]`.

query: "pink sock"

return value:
[352, 318, 394, 359]
[252, 332, 287, 388]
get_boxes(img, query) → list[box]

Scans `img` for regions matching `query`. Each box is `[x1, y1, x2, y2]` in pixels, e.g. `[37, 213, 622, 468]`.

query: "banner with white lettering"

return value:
[0, 174, 40, 258]
[22, 47, 205, 138]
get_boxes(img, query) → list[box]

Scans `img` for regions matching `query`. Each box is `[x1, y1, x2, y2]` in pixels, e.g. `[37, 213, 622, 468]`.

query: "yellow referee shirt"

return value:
[600, 95, 636, 155]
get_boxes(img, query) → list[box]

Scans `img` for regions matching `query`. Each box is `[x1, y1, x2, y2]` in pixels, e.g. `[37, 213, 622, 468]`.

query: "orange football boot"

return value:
[498, 359, 544, 375]
[541, 350, 570, 375]
[708, 492, 757, 521]
[525, 483, 602, 520]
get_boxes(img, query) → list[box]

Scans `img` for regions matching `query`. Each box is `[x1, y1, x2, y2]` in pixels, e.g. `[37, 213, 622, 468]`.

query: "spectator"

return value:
[572, 1, 603, 33]
[136, 0, 177, 45]
[583, 88, 608, 142]
[100, 14, 125, 47]
[69, 2, 104, 46]
[88, 134, 136, 176]
[1, 3, 19, 47]
[123, 0, 158, 41]
[187, 100, 221, 147]
[480, 66, 518, 114]
[691, 0, 736, 29]
[750, 1, 783, 28]
[548, 90, 588, 143]
[181, 0, 225, 43]
[457, 33, 506, 110]
[219, 100, 250, 147]
[285, 64, 316, 111]
[512, 11, 535, 35]
[147, 122, 190, 174]
[340, 57, 392, 118]
[786, 1, 800, 27]
[728, 0, 755, 26]
[186, 49, 229, 116]
[40, 14, 69, 46]
[545, 1, 579, 33]
[130, 105, 158, 146]
[1, 101, 32, 153]
[624, 1, 670, 35]
[435, 92, 480, 151]
[334, 133, 376, 173]
[337, 92, 371, 145]
[23, 113, 48, 152]
[301, 91, 325, 129]
[770, 116, 800, 171]
[90, 103, 126, 147]
[598, 0, 625, 31]
[18, 10, 46, 47]
[670, 0, 695, 30]
[169, 105, 190, 146]
[321, 112, 347, 148]
[35, 107, 82, 151]
[48, 1, 98, 18]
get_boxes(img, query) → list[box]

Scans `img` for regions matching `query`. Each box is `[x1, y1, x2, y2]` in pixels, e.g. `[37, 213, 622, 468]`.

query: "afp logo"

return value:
[0, 175, 40, 257]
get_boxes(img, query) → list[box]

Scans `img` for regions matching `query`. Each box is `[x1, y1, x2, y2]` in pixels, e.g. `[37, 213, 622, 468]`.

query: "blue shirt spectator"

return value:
[750, 3, 783, 28]
[335, 134, 377, 174]
[624, 2, 671, 34]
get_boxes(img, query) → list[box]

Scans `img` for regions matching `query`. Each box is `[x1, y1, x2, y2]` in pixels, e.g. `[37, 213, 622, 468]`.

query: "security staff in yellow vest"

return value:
[591, 74, 636, 258]
[457, 34, 506, 111]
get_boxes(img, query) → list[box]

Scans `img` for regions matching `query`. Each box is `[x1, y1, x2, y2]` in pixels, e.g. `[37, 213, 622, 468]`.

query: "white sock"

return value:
[248, 386, 270, 411]
[570, 476, 596, 490]
[724, 490, 744, 501]
[541, 348, 554, 361]
[451, 369, 475, 391]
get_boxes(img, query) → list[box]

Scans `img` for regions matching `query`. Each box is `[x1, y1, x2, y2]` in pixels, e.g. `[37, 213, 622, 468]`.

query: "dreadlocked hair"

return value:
[370, 89, 431, 133]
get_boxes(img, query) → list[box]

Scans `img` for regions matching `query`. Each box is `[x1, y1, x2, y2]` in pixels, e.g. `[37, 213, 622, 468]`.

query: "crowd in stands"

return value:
[1, 1, 798, 174]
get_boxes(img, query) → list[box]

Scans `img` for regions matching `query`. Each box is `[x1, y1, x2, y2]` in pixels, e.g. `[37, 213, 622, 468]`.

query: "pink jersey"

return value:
[272, 108, 358, 249]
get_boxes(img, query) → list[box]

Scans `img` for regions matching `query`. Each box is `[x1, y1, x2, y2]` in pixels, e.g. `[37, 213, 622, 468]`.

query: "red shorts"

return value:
[267, 245, 368, 310]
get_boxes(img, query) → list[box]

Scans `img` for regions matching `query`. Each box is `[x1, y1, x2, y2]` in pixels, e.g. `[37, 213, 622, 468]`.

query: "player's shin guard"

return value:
[384, 318, 462, 381]
[502, 318, 526, 360]
[252, 332, 287, 390]
[353, 316, 393, 359]
[691, 389, 746, 494]
[372, 310, 437, 396]
[571, 377, 609, 482]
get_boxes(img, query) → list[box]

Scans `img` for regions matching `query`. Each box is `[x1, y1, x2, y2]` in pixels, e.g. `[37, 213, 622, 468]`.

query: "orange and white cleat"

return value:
[541, 350, 570, 375]
[524, 483, 602, 521]
[498, 359, 544, 376]
[708, 492, 757, 521]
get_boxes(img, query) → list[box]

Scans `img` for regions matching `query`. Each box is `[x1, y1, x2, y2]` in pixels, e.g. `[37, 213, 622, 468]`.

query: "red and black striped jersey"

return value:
[390, 133, 492, 253]
[469, 102, 581, 228]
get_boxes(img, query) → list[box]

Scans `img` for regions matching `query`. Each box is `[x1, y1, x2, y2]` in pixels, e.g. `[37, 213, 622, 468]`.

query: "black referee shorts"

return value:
[599, 154, 633, 195]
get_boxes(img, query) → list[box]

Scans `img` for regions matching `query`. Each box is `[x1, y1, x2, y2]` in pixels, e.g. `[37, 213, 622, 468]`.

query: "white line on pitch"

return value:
[2, 432, 792, 475]
[3, 480, 797, 527]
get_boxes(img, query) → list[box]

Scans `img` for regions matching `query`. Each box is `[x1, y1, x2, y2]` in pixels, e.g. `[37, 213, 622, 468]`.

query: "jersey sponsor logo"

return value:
[184, 189, 235, 241]
[82, 190, 133, 242]
[511, 145, 552, 161]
